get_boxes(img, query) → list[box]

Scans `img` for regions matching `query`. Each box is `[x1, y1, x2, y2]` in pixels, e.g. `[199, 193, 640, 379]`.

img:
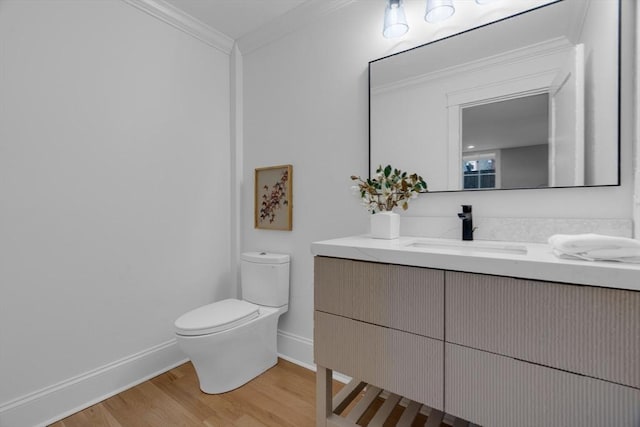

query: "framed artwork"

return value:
[254, 164, 292, 230]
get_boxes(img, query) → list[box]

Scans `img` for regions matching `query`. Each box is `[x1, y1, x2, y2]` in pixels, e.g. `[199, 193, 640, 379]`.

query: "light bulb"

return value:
[425, 0, 455, 23]
[383, 0, 409, 38]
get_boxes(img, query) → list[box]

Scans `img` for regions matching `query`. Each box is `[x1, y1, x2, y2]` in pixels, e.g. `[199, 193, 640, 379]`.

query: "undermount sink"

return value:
[406, 239, 528, 255]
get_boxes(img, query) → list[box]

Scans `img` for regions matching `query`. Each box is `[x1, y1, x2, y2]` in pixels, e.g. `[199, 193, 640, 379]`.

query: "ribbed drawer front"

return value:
[314, 257, 444, 339]
[445, 343, 640, 427]
[446, 271, 640, 389]
[314, 311, 444, 410]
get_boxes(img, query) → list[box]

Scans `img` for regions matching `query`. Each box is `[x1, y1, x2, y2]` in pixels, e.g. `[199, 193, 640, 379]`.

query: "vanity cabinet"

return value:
[314, 256, 640, 427]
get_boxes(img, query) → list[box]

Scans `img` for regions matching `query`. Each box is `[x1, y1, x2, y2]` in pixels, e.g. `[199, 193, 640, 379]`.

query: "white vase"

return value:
[370, 211, 400, 239]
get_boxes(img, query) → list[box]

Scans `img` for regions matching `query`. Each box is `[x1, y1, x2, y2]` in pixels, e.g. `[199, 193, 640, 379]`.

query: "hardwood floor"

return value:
[49, 359, 444, 427]
[50, 359, 341, 427]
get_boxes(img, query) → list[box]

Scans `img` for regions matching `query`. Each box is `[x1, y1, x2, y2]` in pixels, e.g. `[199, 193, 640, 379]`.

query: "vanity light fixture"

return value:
[425, 0, 455, 23]
[383, 0, 409, 39]
[384, 0, 502, 38]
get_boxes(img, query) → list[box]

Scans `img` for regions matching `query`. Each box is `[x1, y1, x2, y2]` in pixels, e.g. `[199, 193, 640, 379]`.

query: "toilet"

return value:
[174, 252, 290, 394]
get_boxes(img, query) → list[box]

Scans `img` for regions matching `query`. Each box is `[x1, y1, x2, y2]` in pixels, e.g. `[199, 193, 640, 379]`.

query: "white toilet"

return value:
[174, 252, 290, 394]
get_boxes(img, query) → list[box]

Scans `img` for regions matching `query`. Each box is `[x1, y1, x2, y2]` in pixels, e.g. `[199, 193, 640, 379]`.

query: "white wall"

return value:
[0, 1, 231, 424]
[242, 0, 635, 367]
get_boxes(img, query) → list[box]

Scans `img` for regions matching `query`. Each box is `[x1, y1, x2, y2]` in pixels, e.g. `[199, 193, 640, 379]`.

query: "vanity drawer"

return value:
[445, 343, 640, 427]
[314, 256, 444, 339]
[446, 271, 640, 388]
[314, 311, 443, 410]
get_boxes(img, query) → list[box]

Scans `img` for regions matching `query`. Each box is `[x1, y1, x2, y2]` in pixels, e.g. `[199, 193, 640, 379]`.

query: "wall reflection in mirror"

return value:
[369, 0, 620, 192]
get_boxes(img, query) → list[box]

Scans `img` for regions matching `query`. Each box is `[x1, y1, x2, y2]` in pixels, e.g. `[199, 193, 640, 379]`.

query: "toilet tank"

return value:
[240, 252, 290, 307]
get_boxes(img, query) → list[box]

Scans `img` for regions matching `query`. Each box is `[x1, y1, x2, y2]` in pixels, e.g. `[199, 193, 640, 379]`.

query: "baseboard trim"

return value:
[277, 329, 349, 384]
[277, 328, 314, 368]
[0, 339, 187, 427]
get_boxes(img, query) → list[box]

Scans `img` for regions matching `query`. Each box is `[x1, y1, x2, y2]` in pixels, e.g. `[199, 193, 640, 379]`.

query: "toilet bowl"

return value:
[174, 252, 290, 394]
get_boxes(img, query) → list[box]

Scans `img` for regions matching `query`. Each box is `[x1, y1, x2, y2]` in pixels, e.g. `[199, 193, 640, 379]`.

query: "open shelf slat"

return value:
[325, 376, 479, 427]
[368, 393, 402, 427]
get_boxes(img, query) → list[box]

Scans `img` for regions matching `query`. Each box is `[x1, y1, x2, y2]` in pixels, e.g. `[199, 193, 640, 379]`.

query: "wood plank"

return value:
[49, 404, 123, 427]
[345, 385, 382, 423]
[424, 409, 444, 427]
[396, 400, 423, 427]
[232, 414, 270, 427]
[332, 379, 366, 414]
[452, 417, 469, 427]
[326, 414, 358, 427]
[219, 378, 312, 427]
[368, 393, 402, 427]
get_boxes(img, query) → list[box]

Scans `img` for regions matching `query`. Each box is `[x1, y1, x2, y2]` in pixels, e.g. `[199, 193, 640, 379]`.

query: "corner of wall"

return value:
[230, 43, 244, 296]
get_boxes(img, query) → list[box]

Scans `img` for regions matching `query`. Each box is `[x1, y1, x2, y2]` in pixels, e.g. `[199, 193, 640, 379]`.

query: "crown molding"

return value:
[236, 0, 356, 55]
[372, 37, 572, 96]
[122, 0, 234, 54]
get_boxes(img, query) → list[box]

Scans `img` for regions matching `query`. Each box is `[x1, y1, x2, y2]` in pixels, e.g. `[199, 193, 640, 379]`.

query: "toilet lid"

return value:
[175, 299, 259, 336]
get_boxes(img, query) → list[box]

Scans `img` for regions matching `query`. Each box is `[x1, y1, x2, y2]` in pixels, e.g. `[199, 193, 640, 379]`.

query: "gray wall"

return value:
[502, 145, 549, 189]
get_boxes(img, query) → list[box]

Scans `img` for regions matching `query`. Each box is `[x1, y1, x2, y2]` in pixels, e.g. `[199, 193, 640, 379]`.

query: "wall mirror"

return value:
[369, 0, 620, 192]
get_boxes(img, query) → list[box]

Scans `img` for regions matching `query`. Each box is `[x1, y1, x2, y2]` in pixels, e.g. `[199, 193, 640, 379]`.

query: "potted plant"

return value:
[351, 165, 427, 239]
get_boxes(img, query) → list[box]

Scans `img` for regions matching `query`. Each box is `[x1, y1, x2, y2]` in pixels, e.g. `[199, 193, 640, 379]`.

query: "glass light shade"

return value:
[425, 0, 455, 23]
[383, 0, 409, 39]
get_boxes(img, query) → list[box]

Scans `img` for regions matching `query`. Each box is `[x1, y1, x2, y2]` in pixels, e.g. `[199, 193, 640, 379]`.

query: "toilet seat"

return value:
[174, 299, 259, 336]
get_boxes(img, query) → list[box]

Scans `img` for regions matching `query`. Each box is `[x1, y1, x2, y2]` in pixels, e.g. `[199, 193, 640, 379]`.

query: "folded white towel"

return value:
[548, 233, 640, 254]
[553, 249, 640, 264]
[583, 247, 640, 259]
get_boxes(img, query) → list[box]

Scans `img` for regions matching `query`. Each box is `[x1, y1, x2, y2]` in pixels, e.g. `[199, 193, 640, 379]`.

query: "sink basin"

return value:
[406, 239, 528, 255]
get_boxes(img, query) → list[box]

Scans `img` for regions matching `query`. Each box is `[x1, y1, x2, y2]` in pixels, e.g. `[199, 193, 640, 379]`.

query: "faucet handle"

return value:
[461, 205, 472, 213]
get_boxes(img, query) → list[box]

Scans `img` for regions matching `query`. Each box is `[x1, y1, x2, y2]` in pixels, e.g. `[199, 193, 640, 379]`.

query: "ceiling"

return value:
[162, 0, 310, 40]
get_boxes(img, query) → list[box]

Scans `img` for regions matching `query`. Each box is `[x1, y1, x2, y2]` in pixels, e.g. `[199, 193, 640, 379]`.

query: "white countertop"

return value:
[311, 235, 640, 292]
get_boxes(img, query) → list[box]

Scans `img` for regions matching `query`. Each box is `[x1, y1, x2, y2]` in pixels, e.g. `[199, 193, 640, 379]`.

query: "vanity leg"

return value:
[316, 365, 333, 427]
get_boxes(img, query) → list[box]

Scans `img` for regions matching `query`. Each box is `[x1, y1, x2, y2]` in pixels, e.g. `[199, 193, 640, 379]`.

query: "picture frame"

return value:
[254, 164, 293, 230]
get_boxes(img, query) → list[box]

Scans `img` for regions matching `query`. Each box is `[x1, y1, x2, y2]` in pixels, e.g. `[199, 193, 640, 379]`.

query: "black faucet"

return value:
[457, 205, 474, 241]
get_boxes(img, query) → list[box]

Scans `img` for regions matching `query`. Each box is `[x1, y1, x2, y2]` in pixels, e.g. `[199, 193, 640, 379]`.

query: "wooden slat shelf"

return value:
[326, 378, 478, 427]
